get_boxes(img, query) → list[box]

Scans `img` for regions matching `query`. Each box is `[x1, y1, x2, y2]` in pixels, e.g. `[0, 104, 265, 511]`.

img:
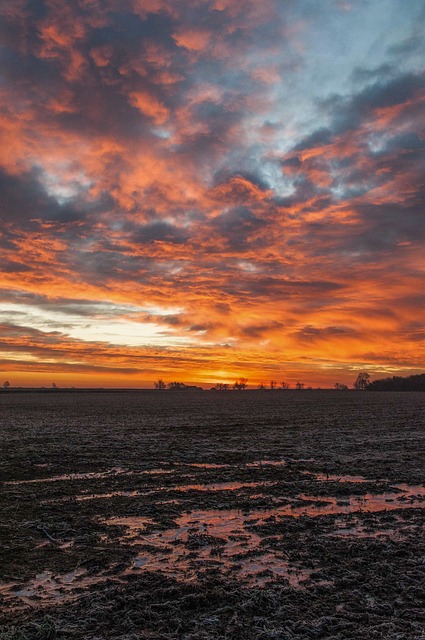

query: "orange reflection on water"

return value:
[107, 484, 424, 585]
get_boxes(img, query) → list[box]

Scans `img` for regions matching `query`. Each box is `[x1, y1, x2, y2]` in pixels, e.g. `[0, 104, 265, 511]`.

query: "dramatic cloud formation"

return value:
[1, 0, 424, 387]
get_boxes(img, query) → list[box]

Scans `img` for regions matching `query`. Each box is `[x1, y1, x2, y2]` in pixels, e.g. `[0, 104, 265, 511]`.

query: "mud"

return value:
[0, 390, 424, 639]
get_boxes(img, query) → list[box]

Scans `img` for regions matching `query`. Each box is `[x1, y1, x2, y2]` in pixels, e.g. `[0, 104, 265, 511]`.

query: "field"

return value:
[0, 390, 424, 639]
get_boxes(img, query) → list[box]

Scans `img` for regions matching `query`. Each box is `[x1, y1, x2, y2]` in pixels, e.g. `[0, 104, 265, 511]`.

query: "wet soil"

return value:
[0, 390, 424, 639]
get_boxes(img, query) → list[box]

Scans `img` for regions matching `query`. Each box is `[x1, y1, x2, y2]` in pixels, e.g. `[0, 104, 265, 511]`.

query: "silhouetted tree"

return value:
[334, 382, 348, 390]
[270, 380, 276, 390]
[154, 379, 166, 389]
[353, 372, 370, 390]
[52, 382, 58, 389]
[168, 382, 186, 389]
[295, 381, 304, 390]
[258, 383, 266, 390]
[281, 381, 290, 389]
[233, 377, 248, 390]
[3, 380, 10, 389]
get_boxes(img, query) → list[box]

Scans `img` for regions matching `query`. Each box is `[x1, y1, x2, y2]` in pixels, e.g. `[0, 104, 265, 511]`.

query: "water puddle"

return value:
[176, 460, 286, 470]
[72, 482, 424, 507]
[44, 480, 275, 504]
[173, 481, 273, 492]
[4, 467, 175, 486]
[183, 463, 230, 469]
[306, 472, 368, 483]
[105, 483, 424, 586]
[246, 460, 287, 468]
[3, 481, 423, 608]
[392, 483, 425, 497]
[295, 491, 424, 516]
[110, 511, 310, 587]
[4, 468, 128, 485]
[0, 569, 104, 609]
[328, 515, 419, 541]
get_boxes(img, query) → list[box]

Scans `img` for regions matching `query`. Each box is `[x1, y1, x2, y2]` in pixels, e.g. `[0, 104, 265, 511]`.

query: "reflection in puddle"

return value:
[106, 484, 424, 586]
[307, 472, 368, 483]
[184, 463, 230, 469]
[3, 457, 424, 608]
[329, 515, 418, 541]
[1, 570, 104, 609]
[5, 468, 177, 486]
[246, 460, 286, 468]
[111, 511, 311, 588]
[2, 481, 424, 608]
[4, 468, 128, 485]
[392, 483, 425, 497]
[173, 481, 274, 492]
[44, 480, 276, 504]
[176, 460, 287, 470]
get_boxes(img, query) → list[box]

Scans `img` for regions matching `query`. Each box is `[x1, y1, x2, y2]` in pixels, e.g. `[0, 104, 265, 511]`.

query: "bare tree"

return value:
[239, 377, 248, 390]
[3, 381, 10, 389]
[353, 372, 370, 390]
[168, 382, 186, 389]
[281, 381, 290, 389]
[334, 382, 348, 390]
[154, 379, 167, 389]
[295, 381, 304, 390]
[270, 380, 276, 390]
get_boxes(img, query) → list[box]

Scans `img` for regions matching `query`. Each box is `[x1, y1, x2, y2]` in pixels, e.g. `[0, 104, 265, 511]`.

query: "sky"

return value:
[0, 0, 424, 389]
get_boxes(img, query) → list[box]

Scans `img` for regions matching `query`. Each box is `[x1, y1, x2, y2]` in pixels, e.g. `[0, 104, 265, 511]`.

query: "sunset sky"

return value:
[1, 0, 424, 388]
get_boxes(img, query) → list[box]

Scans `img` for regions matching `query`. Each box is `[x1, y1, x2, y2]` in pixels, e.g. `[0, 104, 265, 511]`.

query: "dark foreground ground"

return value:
[0, 390, 424, 639]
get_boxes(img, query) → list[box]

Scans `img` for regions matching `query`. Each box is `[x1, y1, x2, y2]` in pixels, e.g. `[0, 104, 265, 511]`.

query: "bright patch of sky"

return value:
[0, 302, 189, 348]
[40, 169, 93, 204]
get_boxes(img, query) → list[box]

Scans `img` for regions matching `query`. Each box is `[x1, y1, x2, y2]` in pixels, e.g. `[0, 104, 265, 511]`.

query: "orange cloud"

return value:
[1, 0, 424, 388]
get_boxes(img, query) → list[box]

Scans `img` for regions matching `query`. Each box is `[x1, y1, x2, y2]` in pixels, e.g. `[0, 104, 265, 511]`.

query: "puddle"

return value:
[105, 483, 424, 586]
[0, 569, 104, 609]
[4, 468, 128, 485]
[176, 460, 286, 469]
[295, 491, 425, 516]
[4, 468, 174, 486]
[3, 482, 424, 607]
[72, 490, 149, 502]
[328, 516, 418, 541]
[110, 511, 311, 587]
[57, 481, 425, 507]
[172, 481, 273, 493]
[143, 469, 174, 475]
[43, 480, 275, 504]
[306, 472, 368, 483]
[392, 484, 425, 497]
[246, 460, 287, 468]
[183, 463, 230, 469]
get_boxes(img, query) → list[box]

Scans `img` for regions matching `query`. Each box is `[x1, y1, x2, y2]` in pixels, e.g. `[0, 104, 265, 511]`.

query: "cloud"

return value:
[130, 222, 190, 244]
[212, 206, 266, 250]
[0, 0, 424, 385]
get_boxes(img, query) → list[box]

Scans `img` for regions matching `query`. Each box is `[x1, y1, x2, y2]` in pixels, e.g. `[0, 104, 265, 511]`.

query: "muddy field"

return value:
[0, 390, 424, 639]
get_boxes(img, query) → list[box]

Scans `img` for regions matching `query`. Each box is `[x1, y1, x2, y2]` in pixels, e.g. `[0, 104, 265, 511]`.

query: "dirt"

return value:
[0, 390, 424, 639]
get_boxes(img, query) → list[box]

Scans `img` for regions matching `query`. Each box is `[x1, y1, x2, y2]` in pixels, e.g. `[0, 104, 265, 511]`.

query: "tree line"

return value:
[366, 373, 425, 391]
[3, 372, 424, 392]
